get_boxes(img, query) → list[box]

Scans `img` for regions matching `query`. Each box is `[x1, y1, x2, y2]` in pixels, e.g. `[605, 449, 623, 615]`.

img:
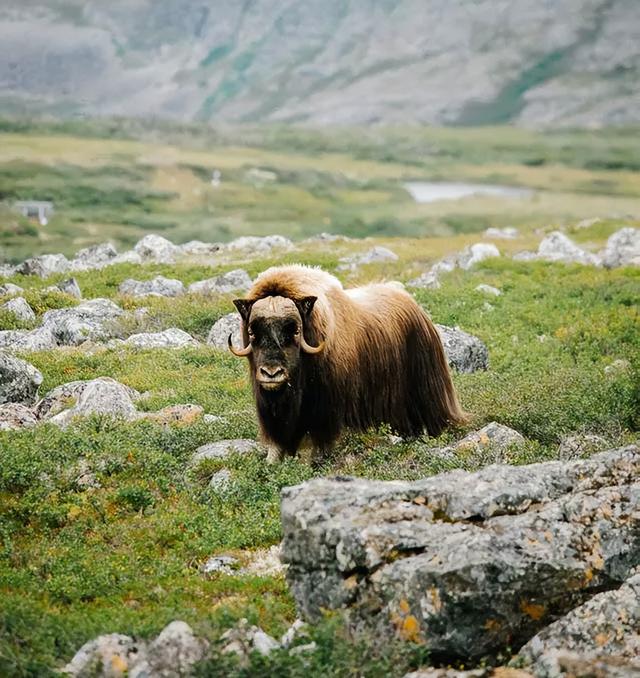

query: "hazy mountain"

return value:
[0, 0, 638, 126]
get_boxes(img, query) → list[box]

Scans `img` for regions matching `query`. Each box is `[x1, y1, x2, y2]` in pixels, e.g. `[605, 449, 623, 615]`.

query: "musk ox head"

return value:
[229, 295, 324, 391]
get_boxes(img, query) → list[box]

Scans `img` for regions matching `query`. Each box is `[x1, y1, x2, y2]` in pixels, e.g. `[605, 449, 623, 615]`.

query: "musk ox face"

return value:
[229, 295, 324, 392]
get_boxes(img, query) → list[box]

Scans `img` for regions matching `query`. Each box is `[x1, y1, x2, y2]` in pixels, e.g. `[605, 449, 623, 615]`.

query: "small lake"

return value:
[404, 181, 533, 203]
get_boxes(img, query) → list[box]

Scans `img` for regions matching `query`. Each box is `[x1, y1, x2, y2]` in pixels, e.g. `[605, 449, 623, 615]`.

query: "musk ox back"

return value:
[229, 265, 466, 460]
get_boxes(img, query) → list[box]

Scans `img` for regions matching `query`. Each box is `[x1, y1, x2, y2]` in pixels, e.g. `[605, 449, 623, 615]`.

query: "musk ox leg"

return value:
[265, 446, 284, 464]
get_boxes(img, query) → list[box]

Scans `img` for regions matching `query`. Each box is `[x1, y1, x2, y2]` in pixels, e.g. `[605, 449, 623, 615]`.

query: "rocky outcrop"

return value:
[0, 352, 42, 405]
[207, 313, 242, 350]
[436, 324, 489, 373]
[188, 269, 252, 295]
[280, 445, 639, 662]
[119, 276, 185, 298]
[517, 573, 640, 676]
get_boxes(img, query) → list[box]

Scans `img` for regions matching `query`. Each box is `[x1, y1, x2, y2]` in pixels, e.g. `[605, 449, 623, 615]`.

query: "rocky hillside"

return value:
[1, 0, 639, 126]
[0, 224, 638, 674]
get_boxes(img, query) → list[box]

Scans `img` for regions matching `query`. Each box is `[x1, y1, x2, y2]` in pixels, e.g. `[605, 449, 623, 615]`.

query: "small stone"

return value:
[119, 276, 185, 298]
[221, 619, 280, 659]
[226, 235, 292, 254]
[252, 629, 280, 656]
[280, 619, 308, 648]
[0, 402, 37, 430]
[407, 271, 441, 289]
[144, 620, 207, 677]
[600, 227, 640, 268]
[201, 555, 239, 575]
[604, 358, 631, 376]
[558, 433, 610, 460]
[209, 469, 232, 491]
[123, 328, 198, 349]
[207, 313, 242, 350]
[143, 404, 204, 426]
[537, 231, 601, 266]
[179, 240, 221, 256]
[0, 352, 42, 405]
[484, 227, 519, 239]
[338, 246, 398, 271]
[55, 278, 82, 299]
[192, 439, 259, 463]
[444, 422, 525, 460]
[240, 545, 287, 578]
[475, 284, 501, 296]
[1, 297, 36, 322]
[188, 269, 252, 295]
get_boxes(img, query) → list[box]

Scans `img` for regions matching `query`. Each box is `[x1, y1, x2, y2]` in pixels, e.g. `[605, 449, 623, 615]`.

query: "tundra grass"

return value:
[0, 238, 638, 675]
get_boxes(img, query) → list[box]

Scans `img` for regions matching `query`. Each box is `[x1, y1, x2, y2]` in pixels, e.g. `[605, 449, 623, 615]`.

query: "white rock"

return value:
[436, 325, 489, 373]
[600, 227, 640, 268]
[0, 402, 37, 430]
[134, 234, 180, 263]
[188, 269, 252, 295]
[0, 352, 42, 405]
[0, 283, 24, 297]
[207, 313, 242, 350]
[537, 231, 601, 266]
[0, 327, 58, 352]
[179, 240, 221, 256]
[458, 243, 500, 270]
[475, 284, 501, 296]
[69, 243, 118, 271]
[1, 297, 36, 322]
[42, 299, 124, 345]
[17, 253, 70, 278]
[119, 276, 185, 298]
[226, 235, 292, 254]
[201, 555, 239, 575]
[338, 246, 398, 270]
[61, 633, 146, 677]
[145, 621, 207, 677]
[253, 630, 280, 656]
[123, 328, 198, 349]
[406, 271, 440, 289]
[193, 439, 259, 463]
[209, 468, 232, 491]
[111, 250, 143, 266]
[484, 227, 519, 239]
[51, 278, 82, 299]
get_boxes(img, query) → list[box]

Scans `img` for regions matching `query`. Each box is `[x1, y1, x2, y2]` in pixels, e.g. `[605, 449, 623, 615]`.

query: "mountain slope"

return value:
[0, 0, 639, 126]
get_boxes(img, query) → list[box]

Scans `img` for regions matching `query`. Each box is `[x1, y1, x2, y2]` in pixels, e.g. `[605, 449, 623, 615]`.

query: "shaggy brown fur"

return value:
[234, 264, 466, 456]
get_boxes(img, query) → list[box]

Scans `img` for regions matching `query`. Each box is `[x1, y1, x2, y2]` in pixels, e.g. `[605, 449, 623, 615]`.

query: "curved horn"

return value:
[228, 333, 252, 357]
[300, 332, 324, 355]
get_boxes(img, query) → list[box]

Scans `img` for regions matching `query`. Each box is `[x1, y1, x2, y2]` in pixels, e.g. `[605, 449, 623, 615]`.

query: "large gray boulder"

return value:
[41, 299, 123, 345]
[122, 328, 198, 349]
[16, 253, 70, 278]
[280, 445, 639, 661]
[600, 227, 640, 268]
[435, 324, 488, 373]
[0, 352, 42, 405]
[518, 573, 640, 676]
[119, 276, 185, 298]
[1, 296, 36, 323]
[207, 313, 242, 350]
[188, 269, 252, 295]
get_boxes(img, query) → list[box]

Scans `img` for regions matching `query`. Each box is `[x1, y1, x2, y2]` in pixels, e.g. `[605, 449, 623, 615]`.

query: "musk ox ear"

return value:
[233, 298, 253, 322]
[296, 296, 318, 319]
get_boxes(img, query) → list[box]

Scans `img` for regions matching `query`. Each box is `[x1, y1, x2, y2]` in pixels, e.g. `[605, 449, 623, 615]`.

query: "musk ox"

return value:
[229, 265, 466, 461]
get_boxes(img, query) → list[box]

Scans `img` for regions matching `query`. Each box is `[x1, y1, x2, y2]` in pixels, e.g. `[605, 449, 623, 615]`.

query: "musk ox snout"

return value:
[257, 364, 288, 390]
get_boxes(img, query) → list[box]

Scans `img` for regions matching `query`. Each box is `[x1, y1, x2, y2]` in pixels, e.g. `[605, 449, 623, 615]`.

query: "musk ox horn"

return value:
[299, 332, 324, 354]
[228, 333, 252, 357]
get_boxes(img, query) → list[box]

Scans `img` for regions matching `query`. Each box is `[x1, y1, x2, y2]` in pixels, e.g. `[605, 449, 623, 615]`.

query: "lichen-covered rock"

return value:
[600, 227, 640, 268]
[1, 296, 36, 322]
[558, 433, 610, 460]
[188, 269, 252, 295]
[17, 253, 70, 278]
[537, 232, 601, 266]
[0, 352, 42, 405]
[133, 234, 180, 263]
[0, 402, 37, 430]
[435, 422, 525, 463]
[41, 298, 123, 345]
[123, 328, 198, 349]
[119, 276, 185, 298]
[458, 243, 500, 270]
[517, 574, 640, 676]
[69, 242, 118, 271]
[61, 633, 146, 677]
[280, 445, 640, 661]
[49, 277, 82, 299]
[207, 312, 241, 349]
[435, 324, 489, 372]
[0, 327, 58, 352]
[0, 282, 24, 297]
[192, 439, 260, 463]
[47, 378, 139, 428]
[137, 620, 208, 678]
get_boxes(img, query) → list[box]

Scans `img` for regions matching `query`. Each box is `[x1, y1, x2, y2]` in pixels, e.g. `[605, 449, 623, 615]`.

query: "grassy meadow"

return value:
[0, 120, 638, 675]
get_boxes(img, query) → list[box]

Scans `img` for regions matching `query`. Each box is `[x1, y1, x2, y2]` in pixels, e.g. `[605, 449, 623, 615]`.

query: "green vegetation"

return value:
[0, 120, 638, 675]
[0, 229, 638, 675]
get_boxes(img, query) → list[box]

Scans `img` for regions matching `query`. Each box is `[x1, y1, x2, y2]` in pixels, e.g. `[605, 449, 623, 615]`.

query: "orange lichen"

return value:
[519, 599, 546, 621]
[401, 615, 421, 642]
